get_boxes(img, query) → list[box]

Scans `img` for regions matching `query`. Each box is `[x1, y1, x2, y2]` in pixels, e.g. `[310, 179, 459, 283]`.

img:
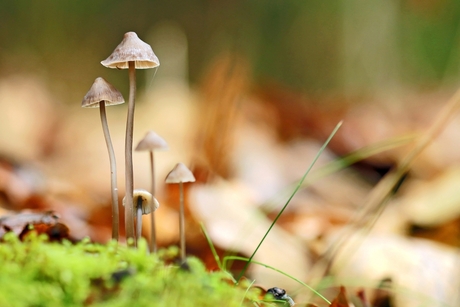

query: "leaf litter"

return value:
[0, 54, 460, 306]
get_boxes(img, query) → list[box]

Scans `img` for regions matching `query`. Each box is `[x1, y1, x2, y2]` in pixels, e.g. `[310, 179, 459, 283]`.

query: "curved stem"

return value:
[125, 61, 136, 246]
[149, 151, 157, 253]
[179, 181, 185, 261]
[225, 256, 331, 304]
[99, 101, 119, 241]
[235, 121, 342, 283]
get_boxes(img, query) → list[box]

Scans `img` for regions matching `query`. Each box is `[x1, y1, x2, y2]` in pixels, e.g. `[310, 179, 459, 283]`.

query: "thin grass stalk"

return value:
[200, 222, 224, 271]
[235, 121, 343, 283]
[261, 134, 416, 213]
[319, 88, 460, 276]
[240, 279, 256, 306]
[226, 256, 331, 305]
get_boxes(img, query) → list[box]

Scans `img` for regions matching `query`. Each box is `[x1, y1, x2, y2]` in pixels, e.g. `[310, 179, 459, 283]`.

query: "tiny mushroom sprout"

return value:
[123, 189, 159, 243]
[165, 163, 195, 262]
[135, 131, 168, 253]
[82, 77, 124, 241]
[101, 32, 160, 245]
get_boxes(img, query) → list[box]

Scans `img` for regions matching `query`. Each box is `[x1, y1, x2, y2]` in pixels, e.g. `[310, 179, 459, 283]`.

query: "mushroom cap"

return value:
[135, 131, 169, 151]
[123, 189, 159, 214]
[82, 77, 125, 108]
[101, 32, 160, 69]
[165, 163, 196, 183]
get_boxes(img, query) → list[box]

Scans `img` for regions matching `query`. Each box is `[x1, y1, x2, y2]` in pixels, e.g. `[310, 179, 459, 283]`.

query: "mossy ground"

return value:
[0, 233, 268, 307]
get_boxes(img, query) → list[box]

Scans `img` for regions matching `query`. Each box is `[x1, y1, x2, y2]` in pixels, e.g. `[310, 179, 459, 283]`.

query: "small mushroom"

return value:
[165, 163, 195, 262]
[123, 189, 159, 242]
[82, 77, 124, 241]
[101, 32, 159, 69]
[101, 32, 160, 244]
[135, 131, 168, 253]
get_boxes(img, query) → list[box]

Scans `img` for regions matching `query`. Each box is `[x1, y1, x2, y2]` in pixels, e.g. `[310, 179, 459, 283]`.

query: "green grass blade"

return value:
[235, 121, 343, 283]
[261, 133, 416, 212]
[239, 278, 256, 307]
[200, 222, 224, 272]
[226, 255, 331, 305]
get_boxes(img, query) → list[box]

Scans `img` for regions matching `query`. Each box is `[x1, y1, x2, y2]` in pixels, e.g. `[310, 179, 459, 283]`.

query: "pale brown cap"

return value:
[135, 131, 169, 151]
[81, 77, 125, 108]
[101, 32, 160, 69]
[165, 163, 196, 183]
[123, 189, 159, 214]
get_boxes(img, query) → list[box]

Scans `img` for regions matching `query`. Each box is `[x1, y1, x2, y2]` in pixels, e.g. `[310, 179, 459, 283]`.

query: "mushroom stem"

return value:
[149, 151, 157, 253]
[99, 101, 119, 241]
[179, 181, 185, 262]
[136, 195, 143, 242]
[165, 163, 194, 260]
[124, 61, 136, 245]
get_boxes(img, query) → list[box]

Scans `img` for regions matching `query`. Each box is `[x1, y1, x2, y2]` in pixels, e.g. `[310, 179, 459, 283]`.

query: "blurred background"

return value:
[1, 1, 460, 306]
[2, 0, 460, 98]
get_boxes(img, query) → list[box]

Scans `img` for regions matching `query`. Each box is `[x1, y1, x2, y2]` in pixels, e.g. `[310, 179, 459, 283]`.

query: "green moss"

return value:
[0, 234, 264, 307]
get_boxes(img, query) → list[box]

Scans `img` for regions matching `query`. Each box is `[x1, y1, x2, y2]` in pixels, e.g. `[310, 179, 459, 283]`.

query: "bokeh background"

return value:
[1, 1, 460, 306]
[3, 1, 460, 98]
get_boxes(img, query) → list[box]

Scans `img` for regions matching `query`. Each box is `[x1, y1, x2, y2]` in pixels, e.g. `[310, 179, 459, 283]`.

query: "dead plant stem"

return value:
[320, 88, 460, 276]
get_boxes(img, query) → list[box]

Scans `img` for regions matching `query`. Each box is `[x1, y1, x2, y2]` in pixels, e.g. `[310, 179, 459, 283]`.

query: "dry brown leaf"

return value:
[330, 286, 349, 307]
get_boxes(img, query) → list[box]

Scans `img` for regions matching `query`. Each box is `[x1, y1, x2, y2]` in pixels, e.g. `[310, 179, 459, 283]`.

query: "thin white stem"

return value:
[136, 197, 143, 242]
[149, 151, 157, 253]
[179, 181, 185, 261]
[125, 61, 136, 245]
[99, 101, 119, 241]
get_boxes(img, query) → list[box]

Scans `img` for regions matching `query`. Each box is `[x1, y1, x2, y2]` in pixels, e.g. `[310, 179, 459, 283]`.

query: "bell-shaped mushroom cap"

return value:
[101, 32, 160, 69]
[165, 163, 196, 183]
[135, 131, 169, 151]
[123, 189, 159, 214]
[82, 77, 125, 108]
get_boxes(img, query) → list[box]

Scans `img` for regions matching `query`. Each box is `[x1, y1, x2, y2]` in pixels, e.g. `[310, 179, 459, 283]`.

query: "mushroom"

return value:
[82, 77, 124, 241]
[135, 131, 168, 253]
[123, 189, 159, 243]
[165, 163, 195, 262]
[101, 32, 160, 244]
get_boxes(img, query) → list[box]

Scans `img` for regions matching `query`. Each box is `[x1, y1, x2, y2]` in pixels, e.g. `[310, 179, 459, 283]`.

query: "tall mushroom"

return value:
[123, 189, 159, 243]
[82, 77, 124, 241]
[135, 131, 168, 253]
[101, 32, 160, 244]
[165, 163, 195, 262]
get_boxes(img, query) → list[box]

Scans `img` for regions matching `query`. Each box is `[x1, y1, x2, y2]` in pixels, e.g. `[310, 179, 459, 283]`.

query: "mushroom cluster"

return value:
[101, 32, 160, 244]
[81, 32, 197, 257]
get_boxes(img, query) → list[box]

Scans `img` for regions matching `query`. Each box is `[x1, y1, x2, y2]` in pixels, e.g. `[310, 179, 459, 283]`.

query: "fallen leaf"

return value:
[330, 286, 349, 307]
[0, 210, 58, 238]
